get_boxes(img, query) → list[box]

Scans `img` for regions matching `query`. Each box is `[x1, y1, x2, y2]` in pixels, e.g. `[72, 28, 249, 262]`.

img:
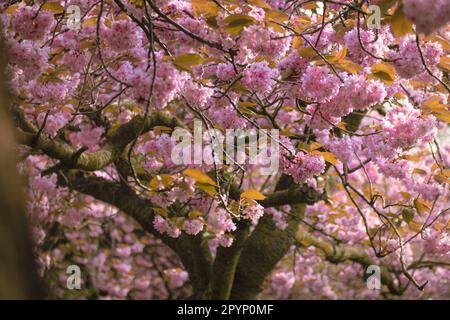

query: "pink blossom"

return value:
[301, 65, 340, 103]
[69, 124, 105, 151]
[103, 19, 142, 52]
[281, 151, 326, 184]
[402, 0, 450, 34]
[11, 6, 55, 40]
[164, 268, 189, 288]
[389, 36, 443, 79]
[344, 27, 391, 66]
[241, 61, 278, 94]
[183, 219, 204, 235]
[242, 203, 265, 224]
[153, 215, 181, 238]
[271, 271, 295, 299]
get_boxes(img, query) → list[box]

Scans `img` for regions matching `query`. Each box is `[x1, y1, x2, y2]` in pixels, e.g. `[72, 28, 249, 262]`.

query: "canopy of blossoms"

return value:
[1, 0, 449, 299]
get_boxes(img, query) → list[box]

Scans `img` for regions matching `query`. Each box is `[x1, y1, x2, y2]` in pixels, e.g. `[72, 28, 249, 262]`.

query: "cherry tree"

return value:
[1, 0, 449, 299]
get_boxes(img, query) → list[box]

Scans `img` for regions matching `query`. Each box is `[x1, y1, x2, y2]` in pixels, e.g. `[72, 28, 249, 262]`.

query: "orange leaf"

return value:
[241, 189, 266, 200]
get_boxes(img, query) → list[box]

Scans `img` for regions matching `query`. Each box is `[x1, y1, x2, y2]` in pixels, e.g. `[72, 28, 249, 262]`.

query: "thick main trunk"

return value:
[229, 204, 305, 299]
[205, 221, 251, 299]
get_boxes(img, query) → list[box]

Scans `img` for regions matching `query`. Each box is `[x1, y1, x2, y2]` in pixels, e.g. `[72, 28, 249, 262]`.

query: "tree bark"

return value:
[295, 225, 402, 295]
[0, 36, 44, 299]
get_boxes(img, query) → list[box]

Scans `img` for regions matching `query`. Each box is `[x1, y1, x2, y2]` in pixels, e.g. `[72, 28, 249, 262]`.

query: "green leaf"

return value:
[311, 151, 338, 166]
[265, 9, 289, 23]
[241, 189, 266, 200]
[335, 60, 363, 74]
[370, 62, 396, 84]
[196, 183, 217, 196]
[390, 3, 413, 37]
[432, 110, 450, 124]
[223, 14, 255, 35]
[42, 3, 64, 14]
[191, 0, 218, 17]
[238, 101, 257, 108]
[183, 169, 217, 186]
[433, 174, 450, 184]
[5, 4, 19, 14]
[401, 208, 415, 224]
[173, 54, 204, 72]
[249, 0, 273, 9]
[414, 198, 430, 215]
[153, 207, 168, 217]
[189, 211, 204, 218]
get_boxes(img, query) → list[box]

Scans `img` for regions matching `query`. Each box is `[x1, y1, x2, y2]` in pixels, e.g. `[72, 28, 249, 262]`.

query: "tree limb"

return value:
[61, 172, 212, 296]
[16, 110, 182, 171]
[295, 225, 403, 296]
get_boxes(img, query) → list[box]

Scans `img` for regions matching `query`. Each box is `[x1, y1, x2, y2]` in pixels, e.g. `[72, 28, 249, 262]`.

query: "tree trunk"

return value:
[0, 35, 44, 299]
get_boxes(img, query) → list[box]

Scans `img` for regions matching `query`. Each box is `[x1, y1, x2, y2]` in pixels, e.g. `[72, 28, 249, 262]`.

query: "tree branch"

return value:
[295, 225, 403, 296]
[61, 172, 212, 296]
[16, 110, 182, 171]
